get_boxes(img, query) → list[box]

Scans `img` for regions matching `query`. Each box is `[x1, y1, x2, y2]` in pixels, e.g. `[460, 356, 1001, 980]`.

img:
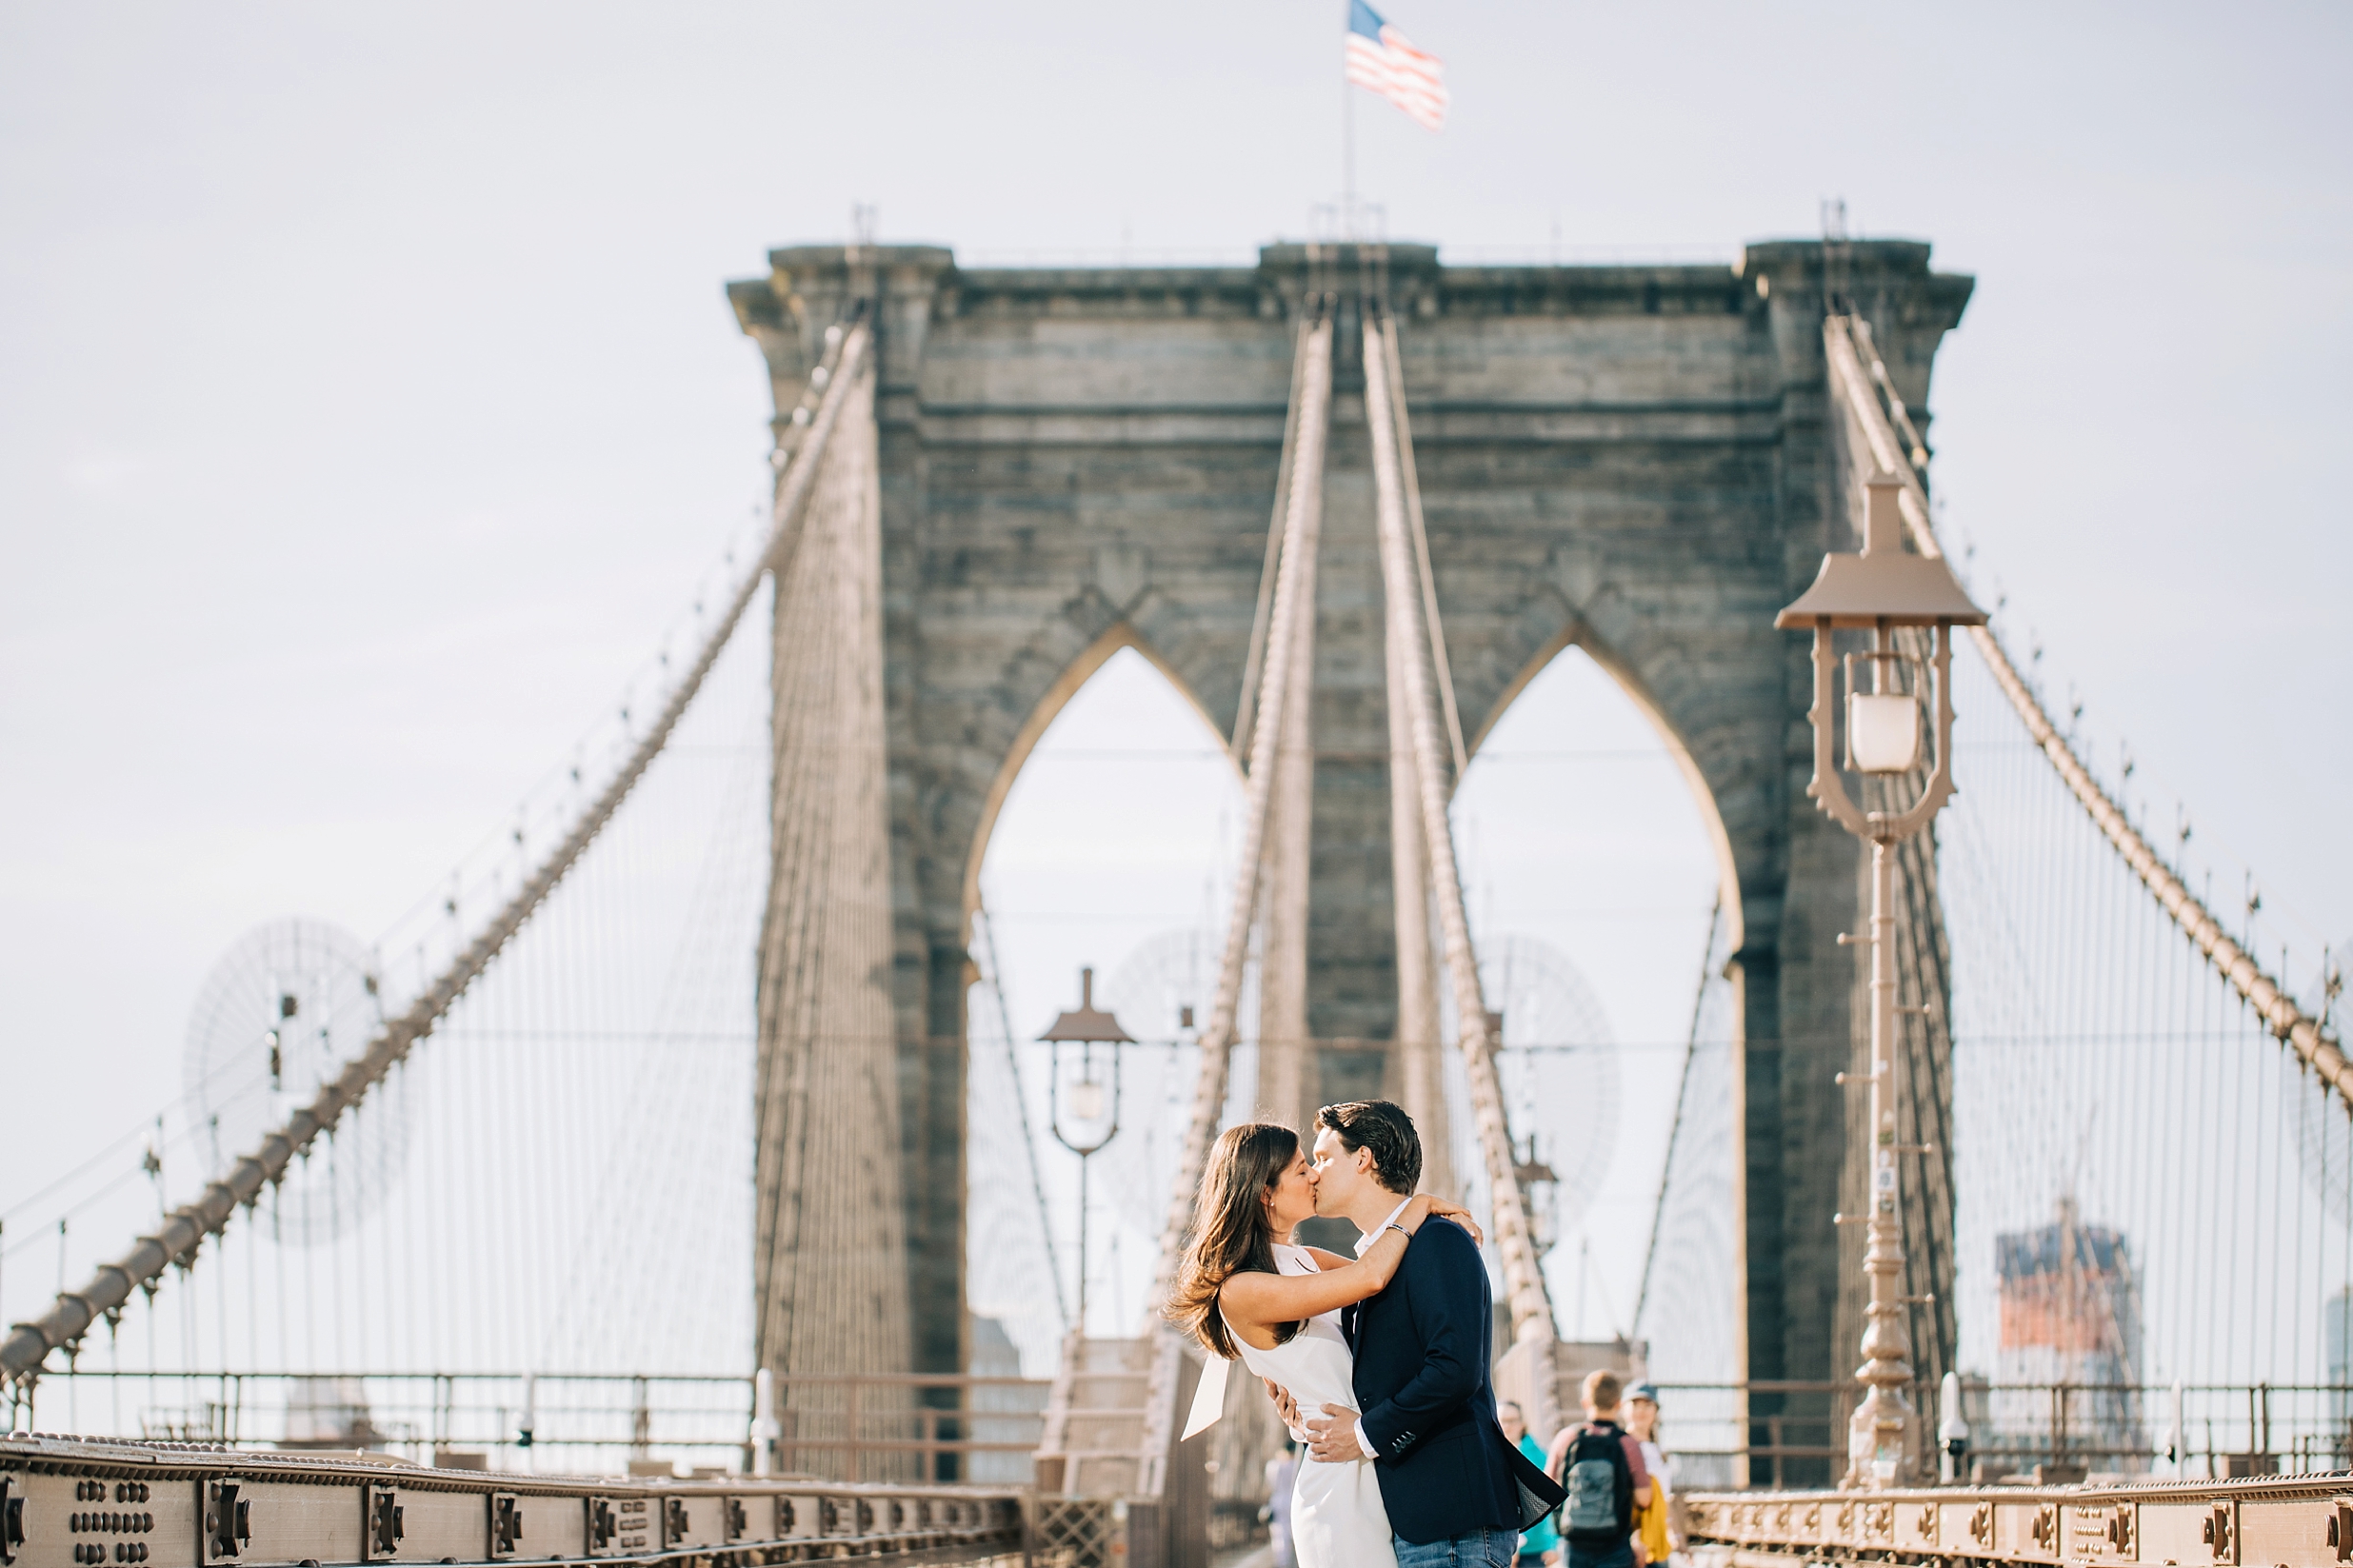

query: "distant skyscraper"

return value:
[2327, 1289, 2352, 1432]
[1992, 1199, 2145, 1471]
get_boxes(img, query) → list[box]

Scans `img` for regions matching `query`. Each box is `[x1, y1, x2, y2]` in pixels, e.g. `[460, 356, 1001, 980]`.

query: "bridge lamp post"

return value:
[1040, 967, 1137, 1340]
[1776, 470, 1984, 1488]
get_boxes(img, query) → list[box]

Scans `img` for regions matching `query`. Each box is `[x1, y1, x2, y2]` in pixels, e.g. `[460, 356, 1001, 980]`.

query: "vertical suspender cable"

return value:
[1637, 894, 1723, 1329]
[976, 904, 1070, 1330]
[754, 345, 910, 1413]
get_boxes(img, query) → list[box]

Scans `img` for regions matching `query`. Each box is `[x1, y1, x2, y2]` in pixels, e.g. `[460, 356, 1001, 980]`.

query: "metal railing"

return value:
[32, 1369, 2336, 1491]
[1644, 1380, 2353, 1488]
[5, 1369, 1048, 1482]
[768, 1374, 1048, 1485]
[1959, 1379, 2353, 1479]
[1634, 1381, 1854, 1489]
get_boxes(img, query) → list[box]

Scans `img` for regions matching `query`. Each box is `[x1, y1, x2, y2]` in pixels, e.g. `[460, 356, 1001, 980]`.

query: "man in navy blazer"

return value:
[1302, 1100, 1565, 1565]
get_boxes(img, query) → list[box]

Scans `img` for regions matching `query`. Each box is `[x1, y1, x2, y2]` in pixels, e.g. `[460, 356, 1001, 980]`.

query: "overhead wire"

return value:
[973, 904, 1070, 1331]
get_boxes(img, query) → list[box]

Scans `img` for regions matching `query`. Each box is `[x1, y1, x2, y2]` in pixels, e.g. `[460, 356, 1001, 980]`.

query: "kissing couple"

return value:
[1167, 1100, 1565, 1568]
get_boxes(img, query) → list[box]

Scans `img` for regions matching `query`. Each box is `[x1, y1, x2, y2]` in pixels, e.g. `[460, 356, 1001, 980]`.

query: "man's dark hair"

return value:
[1317, 1100, 1421, 1195]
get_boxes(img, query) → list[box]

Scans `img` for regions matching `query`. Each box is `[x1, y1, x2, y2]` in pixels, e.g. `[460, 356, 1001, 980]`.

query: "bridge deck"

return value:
[1687, 1476, 2351, 1568]
[0, 1437, 1026, 1568]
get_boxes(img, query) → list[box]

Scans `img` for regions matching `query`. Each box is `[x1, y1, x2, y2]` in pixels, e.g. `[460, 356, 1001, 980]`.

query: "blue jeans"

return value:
[1394, 1527, 1521, 1568]
[1565, 1543, 1637, 1568]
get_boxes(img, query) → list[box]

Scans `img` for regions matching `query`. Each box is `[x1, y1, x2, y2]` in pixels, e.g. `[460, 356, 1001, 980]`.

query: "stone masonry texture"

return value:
[729, 241, 1974, 1447]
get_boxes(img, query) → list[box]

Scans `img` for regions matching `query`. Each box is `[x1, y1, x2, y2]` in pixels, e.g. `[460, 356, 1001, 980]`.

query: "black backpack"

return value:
[1555, 1421, 1634, 1546]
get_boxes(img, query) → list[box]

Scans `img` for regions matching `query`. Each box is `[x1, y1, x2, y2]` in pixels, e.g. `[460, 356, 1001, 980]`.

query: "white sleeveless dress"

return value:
[1224, 1242, 1396, 1568]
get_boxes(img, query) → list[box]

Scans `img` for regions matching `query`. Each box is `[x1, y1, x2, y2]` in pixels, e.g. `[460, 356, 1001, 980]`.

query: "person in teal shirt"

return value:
[1500, 1400, 1560, 1567]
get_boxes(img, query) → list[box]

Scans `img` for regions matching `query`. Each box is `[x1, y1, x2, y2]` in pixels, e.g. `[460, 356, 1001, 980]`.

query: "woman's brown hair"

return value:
[1164, 1122, 1305, 1360]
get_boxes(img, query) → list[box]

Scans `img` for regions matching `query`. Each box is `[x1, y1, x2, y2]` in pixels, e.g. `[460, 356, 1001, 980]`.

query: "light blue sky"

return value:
[2, 1, 2346, 1353]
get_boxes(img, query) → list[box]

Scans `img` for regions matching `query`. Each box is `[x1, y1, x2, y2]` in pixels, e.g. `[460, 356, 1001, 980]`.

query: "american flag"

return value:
[1345, 0, 1448, 132]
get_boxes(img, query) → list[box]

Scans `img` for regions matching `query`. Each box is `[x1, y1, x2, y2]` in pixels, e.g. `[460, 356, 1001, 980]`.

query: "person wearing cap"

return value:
[1625, 1383, 1675, 1568]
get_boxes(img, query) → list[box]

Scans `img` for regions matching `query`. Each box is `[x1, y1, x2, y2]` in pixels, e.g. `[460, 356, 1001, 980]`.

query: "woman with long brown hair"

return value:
[1166, 1122, 1476, 1568]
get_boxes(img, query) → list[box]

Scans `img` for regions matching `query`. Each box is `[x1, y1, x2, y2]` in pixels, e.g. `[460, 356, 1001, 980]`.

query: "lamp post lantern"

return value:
[1776, 469, 1985, 1487]
[1039, 965, 1137, 1340]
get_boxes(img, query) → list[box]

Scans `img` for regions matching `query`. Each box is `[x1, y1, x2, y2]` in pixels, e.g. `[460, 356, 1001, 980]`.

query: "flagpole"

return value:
[1342, 24, 1356, 240]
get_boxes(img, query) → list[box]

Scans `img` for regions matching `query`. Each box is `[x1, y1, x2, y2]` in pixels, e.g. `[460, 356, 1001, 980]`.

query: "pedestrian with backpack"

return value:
[1546, 1371, 1652, 1568]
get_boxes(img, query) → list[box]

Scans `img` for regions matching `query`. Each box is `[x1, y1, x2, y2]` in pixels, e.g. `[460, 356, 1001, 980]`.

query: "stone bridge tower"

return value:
[729, 238, 1973, 1478]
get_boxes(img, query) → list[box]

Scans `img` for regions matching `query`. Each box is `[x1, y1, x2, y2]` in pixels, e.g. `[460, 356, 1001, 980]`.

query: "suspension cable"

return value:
[1365, 307, 1560, 1365]
[1229, 314, 1316, 767]
[1, 319, 873, 1389]
[1147, 300, 1333, 1310]
[1825, 315, 2350, 1112]
[1377, 311, 1467, 781]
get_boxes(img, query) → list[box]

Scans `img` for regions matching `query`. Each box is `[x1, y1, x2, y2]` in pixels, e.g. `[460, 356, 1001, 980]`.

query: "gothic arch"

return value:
[1465, 619, 1748, 957]
[958, 621, 1242, 944]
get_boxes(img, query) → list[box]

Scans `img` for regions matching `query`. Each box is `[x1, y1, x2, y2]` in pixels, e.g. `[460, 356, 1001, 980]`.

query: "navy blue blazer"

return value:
[1346, 1218, 1564, 1545]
